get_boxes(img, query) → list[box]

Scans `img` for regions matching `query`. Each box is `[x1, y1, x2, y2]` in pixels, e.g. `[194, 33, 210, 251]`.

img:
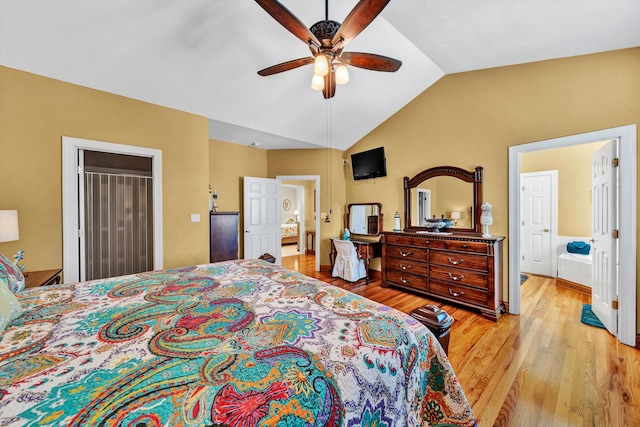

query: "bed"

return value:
[0, 259, 476, 426]
[281, 222, 299, 247]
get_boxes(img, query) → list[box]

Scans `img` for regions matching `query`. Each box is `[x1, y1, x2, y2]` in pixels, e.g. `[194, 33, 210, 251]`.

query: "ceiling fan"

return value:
[255, 0, 402, 99]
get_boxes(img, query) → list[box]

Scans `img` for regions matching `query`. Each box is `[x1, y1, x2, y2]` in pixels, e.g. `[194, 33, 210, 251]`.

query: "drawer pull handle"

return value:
[400, 277, 410, 284]
[399, 250, 412, 257]
[449, 288, 465, 297]
[400, 263, 412, 270]
[447, 257, 464, 265]
[448, 273, 464, 281]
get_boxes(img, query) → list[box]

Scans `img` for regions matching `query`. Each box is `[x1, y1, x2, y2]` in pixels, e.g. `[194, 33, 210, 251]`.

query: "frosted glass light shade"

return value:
[450, 211, 461, 220]
[313, 54, 329, 76]
[335, 64, 349, 85]
[0, 210, 19, 242]
[311, 73, 324, 91]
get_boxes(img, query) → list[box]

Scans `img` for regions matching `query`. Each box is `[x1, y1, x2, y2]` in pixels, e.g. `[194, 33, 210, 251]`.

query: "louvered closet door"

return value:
[84, 172, 153, 280]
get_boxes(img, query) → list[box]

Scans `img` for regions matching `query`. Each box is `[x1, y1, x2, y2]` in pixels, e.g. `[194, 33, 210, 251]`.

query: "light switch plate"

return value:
[191, 214, 201, 222]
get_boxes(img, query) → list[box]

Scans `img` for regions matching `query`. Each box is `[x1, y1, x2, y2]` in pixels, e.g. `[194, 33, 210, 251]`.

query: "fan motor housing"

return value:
[310, 20, 340, 45]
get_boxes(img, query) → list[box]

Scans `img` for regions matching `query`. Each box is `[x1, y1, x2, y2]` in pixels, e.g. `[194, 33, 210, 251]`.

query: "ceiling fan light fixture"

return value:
[313, 54, 329, 76]
[311, 73, 325, 91]
[335, 64, 349, 85]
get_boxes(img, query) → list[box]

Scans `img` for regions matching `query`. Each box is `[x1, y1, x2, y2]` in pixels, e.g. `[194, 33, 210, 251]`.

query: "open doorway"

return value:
[509, 125, 636, 346]
[276, 175, 320, 272]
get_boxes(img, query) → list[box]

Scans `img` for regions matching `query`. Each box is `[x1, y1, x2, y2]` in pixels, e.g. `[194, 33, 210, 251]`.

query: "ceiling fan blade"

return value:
[331, 0, 390, 49]
[258, 57, 315, 76]
[339, 52, 401, 72]
[255, 0, 320, 48]
[323, 68, 336, 99]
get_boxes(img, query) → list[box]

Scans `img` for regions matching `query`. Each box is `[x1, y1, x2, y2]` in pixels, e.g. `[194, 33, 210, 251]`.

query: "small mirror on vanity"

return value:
[346, 203, 383, 236]
[404, 166, 483, 233]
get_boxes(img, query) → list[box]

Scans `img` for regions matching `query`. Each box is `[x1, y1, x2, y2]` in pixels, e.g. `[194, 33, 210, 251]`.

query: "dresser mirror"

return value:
[403, 166, 483, 233]
[346, 203, 383, 236]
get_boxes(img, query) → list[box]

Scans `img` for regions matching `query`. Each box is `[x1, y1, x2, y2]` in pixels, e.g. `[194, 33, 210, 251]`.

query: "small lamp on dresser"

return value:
[450, 210, 461, 226]
[480, 202, 493, 238]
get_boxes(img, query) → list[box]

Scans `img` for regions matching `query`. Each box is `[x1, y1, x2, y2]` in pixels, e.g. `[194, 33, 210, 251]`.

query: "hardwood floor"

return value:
[282, 254, 640, 426]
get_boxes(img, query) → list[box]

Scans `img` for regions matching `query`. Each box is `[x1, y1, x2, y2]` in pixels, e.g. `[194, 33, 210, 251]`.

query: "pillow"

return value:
[0, 277, 23, 335]
[0, 252, 25, 293]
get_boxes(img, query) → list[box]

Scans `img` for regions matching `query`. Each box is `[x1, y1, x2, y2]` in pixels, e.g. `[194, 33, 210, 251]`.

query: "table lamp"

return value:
[0, 210, 25, 271]
[450, 211, 461, 225]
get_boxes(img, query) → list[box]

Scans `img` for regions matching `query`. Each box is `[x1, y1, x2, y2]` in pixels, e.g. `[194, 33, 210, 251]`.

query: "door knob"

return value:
[543, 228, 549, 232]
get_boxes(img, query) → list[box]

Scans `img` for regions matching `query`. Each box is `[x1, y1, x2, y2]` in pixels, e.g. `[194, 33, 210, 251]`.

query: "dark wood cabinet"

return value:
[382, 231, 504, 321]
[210, 212, 239, 262]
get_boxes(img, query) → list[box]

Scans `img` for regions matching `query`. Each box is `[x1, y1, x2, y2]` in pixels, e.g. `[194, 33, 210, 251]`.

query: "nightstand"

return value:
[24, 269, 63, 289]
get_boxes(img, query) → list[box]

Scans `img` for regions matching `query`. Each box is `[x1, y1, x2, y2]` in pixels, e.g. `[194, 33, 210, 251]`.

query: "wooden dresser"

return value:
[210, 211, 239, 262]
[382, 231, 505, 321]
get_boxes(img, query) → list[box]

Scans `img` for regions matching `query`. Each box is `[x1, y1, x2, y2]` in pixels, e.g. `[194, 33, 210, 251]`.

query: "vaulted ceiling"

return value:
[1, 1, 639, 150]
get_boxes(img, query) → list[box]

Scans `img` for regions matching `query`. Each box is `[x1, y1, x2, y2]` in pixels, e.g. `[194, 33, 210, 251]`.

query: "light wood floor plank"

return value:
[282, 254, 640, 426]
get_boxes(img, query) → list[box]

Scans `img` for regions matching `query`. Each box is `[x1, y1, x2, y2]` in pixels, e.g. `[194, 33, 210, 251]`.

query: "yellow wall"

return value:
[0, 66, 210, 273]
[208, 139, 268, 213]
[346, 48, 640, 316]
[521, 141, 607, 237]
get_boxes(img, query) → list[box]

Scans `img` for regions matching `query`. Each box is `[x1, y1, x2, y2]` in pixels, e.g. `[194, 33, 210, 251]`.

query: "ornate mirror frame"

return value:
[346, 202, 383, 237]
[403, 166, 483, 233]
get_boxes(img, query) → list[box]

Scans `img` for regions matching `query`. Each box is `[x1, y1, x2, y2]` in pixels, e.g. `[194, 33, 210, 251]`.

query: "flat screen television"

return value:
[351, 147, 387, 180]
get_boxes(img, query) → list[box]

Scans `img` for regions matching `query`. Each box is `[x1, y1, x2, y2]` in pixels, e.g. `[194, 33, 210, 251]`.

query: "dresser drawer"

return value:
[385, 245, 427, 261]
[444, 240, 488, 254]
[430, 280, 488, 307]
[386, 269, 428, 290]
[411, 237, 446, 249]
[385, 235, 413, 245]
[429, 264, 489, 289]
[386, 257, 428, 276]
[430, 250, 488, 271]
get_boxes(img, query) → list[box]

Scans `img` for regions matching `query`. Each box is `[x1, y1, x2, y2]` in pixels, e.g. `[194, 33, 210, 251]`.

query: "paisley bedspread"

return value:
[0, 259, 476, 427]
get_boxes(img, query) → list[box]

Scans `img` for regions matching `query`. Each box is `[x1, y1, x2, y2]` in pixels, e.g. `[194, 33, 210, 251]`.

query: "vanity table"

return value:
[382, 166, 505, 321]
[329, 238, 382, 284]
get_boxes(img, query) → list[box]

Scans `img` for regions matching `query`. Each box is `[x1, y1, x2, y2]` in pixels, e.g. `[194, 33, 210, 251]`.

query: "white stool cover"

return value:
[332, 239, 367, 282]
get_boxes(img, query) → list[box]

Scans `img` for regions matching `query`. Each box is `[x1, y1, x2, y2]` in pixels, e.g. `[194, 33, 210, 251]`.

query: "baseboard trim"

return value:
[555, 278, 591, 296]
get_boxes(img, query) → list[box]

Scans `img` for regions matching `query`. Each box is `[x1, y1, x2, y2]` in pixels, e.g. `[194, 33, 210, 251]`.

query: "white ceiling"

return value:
[1, 0, 639, 151]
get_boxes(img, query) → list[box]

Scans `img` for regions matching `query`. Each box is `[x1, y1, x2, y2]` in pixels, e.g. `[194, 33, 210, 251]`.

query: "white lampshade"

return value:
[335, 64, 349, 85]
[311, 73, 324, 91]
[450, 211, 461, 220]
[0, 210, 20, 242]
[313, 54, 329, 76]
[293, 210, 300, 215]
[480, 203, 493, 225]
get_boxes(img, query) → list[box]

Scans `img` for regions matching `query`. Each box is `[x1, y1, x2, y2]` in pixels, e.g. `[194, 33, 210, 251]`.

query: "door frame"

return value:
[276, 175, 321, 272]
[62, 136, 163, 283]
[520, 170, 558, 277]
[508, 124, 636, 346]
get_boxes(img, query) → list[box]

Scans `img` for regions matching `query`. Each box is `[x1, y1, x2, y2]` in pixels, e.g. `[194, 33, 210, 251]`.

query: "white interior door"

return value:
[591, 140, 618, 335]
[521, 171, 555, 276]
[417, 189, 430, 226]
[243, 177, 281, 264]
